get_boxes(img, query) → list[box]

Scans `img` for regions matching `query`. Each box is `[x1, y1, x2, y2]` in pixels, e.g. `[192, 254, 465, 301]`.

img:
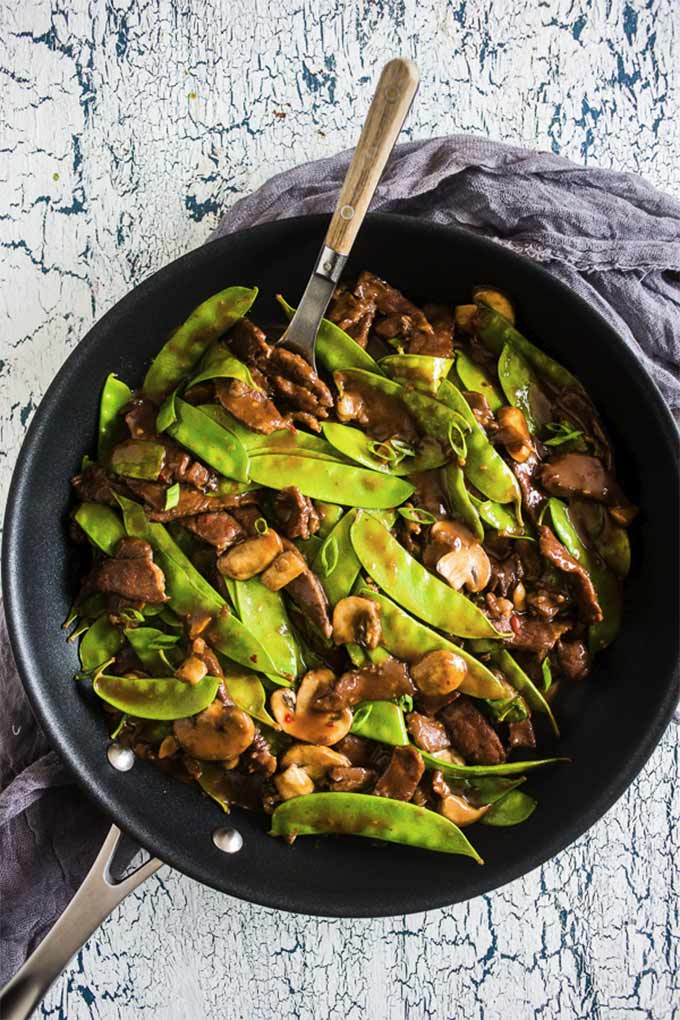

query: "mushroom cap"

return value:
[270, 670, 353, 746]
[411, 649, 467, 695]
[173, 700, 255, 762]
[424, 521, 491, 593]
[274, 764, 315, 801]
[332, 596, 382, 649]
[439, 792, 490, 827]
[280, 744, 351, 780]
[217, 529, 283, 580]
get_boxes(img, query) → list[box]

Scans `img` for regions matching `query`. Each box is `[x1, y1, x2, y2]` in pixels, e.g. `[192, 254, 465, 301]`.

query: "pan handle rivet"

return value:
[107, 743, 135, 772]
[213, 827, 243, 854]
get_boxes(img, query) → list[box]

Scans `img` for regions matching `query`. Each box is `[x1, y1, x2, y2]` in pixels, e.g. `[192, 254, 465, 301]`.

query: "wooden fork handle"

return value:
[324, 58, 419, 256]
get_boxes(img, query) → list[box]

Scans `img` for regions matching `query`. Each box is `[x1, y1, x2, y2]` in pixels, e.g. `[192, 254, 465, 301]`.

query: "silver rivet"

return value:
[323, 260, 333, 272]
[107, 743, 135, 772]
[213, 827, 243, 854]
[340, 204, 354, 221]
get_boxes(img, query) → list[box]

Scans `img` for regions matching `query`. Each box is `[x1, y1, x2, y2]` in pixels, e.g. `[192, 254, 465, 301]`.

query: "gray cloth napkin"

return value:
[2, 135, 679, 985]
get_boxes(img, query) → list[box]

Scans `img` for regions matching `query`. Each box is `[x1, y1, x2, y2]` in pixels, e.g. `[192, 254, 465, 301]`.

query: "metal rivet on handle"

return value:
[107, 743, 135, 772]
[340, 205, 354, 221]
[213, 827, 243, 854]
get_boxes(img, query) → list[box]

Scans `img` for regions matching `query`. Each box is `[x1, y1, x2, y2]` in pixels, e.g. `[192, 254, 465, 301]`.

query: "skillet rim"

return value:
[3, 212, 679, 918]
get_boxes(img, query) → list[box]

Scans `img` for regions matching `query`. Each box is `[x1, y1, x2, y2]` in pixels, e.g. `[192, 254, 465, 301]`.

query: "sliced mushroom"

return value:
[274, 764, 315, 800]
[439, 793, 490, 827]
[173, 700, 255, 763]
[424, 520, 491, 593]
[260, 548, 307, 591]
[495, 406, 533, 463]
[280, 743, 351, 780]
[454, 304, 477, 335]
[332, 596, 382, 649]
[473, 286, 515, 325]
[158, 735, 179, 759]
[270, 669, 353, 746]
[428, 747, 466, 766]
[411, 649, 467, 695]
[175, 654, 208, 686]
[217, 529, 283, 580]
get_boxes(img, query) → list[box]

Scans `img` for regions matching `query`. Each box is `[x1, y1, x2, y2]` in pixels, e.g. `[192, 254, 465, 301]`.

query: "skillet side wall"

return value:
[3, 214, 679, 917]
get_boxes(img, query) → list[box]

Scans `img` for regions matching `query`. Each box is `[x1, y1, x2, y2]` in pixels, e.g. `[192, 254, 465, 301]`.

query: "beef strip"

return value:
[179, 511, 244, 552]
[463, 391, 495, 429]
[440, 696, 506, 765]
[355, 271, 436, 354]
[241, 729, 277, 777]
[410, 470, 448, 519]
[511, 452, 546, 522]
[314, 658, 415, 711]
[215, 378, 289, 435]
[274, 486, 321, 540]
[71, 464, 119, 505]
[557, 638, 592, 680]
[283, 559, 333, 639]
[411, 304, 454, 357]
[334, 734, 375, 766]
[335, 370, 419, 442]
[526, 588, 568, 621]
[539, 453, 625, 506]
[92, 537, 167, 603]
[327, 285, 376, 347]
[268, 347, 333, 408]
[503, 616, 572, 656]
[406, 712, 451, 753]
[488, 554, 523, 598]
[228, 317, 271, 368]
[553, 389, 613, 470]
[327, 766, 376, 792]
[124, 397, 158, 440]
[374, 745, 425, 802]
[538, 525, 603, 625]
[508, 719, 536, 749]
[271, 375, 330, 418]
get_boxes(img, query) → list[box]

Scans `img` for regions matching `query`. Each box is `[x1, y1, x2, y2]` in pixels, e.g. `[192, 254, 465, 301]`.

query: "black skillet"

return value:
[3, 214, 679, 1007]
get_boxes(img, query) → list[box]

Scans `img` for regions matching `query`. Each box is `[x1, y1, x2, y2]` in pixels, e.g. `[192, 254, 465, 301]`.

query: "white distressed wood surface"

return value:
[1, 1, 678, 1017]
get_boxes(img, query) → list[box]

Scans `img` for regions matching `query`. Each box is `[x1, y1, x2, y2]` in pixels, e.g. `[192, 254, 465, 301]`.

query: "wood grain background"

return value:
[1, 1, 678, 1016]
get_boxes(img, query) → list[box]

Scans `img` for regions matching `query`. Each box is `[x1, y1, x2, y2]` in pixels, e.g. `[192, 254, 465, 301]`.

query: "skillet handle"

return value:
[324, 57, 419, 256]
[0, 825, 161, 1020]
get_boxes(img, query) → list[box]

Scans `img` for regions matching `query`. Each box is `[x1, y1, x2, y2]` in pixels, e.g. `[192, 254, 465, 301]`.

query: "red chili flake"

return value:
[510, 614, 522, 636]
[250, 655, 257, 663]
[284, 713, 295, 724]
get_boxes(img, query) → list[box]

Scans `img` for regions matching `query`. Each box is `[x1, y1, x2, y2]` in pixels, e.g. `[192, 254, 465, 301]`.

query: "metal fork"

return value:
[278, 58, 419, 369]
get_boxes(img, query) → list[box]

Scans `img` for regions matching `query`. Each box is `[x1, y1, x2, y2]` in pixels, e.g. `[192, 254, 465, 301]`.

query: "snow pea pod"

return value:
[469, 495, 524, 536]
[221, 663, 278, 728]
[276, 295, 383, 375]
[163, 399, 249, 482]
[74, 502, 126, 556]
[98, 373, 131, 461]
[380, 354, 454, 395]
[350, 700, 409, 745]
[466, 775, 527, 806]
[480, 789, 537, 826]
[474, 304, 582, 392]
[436, 380, 522, 515]
[497, 343, 551, 435]
[270, 792, 483, 861]
[454, 351, 503, 412]
[188, 341, 259, 390]
[572, 500, 631, 578]
[200, 404, 344, 461]
[117, 495, 279, 675]
[490, 648, 559, 736]
[79, 614, 123, 672]
[94, 672, 220, 720]
[314, 501, 345, 538]
[229, 578, 300, 681]
[419, 750, 566, 779]
[312, 509, 361, 605]
[354, 585, 504, 699]
[322, 423, 447, 476]
[351, 513, 500, 640]
[143, 285, 258, 402]
[124, 626, 180, 674]
[249, 454, 414, 508]
[442, 463, 484, 541]
[547, 497, 621, 651]
[111, 440, 166, 481]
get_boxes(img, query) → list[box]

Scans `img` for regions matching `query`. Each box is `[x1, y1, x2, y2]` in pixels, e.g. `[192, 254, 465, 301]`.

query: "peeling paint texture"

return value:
[1, 1, 678, 1017]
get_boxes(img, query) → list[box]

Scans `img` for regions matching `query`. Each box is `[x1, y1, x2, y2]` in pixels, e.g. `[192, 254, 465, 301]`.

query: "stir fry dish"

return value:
[66, 273, 635, 861]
